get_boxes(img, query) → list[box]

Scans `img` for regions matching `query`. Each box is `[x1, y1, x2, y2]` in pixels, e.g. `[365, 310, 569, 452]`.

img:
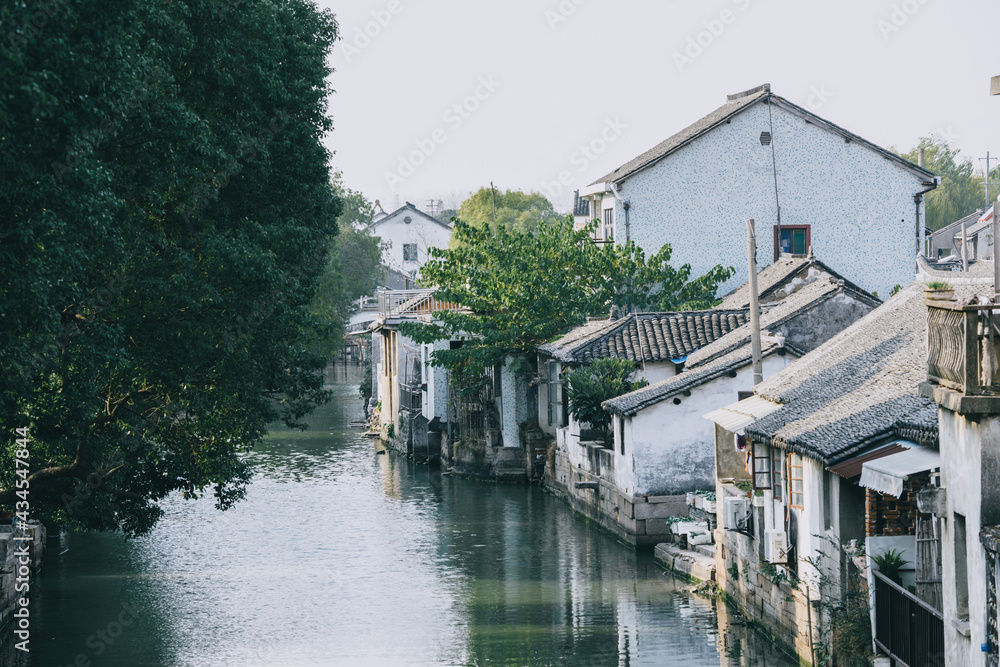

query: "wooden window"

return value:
[618, 416, 625, 456]
[547, 361, 564, 427]
[603, 208, 614, 241]
[402, 243, 418, 261]
[772, 447, 783, 502]
[752, 440, 771, 490]
[773, 224, 811, 260]
[788, 452, 804, 508]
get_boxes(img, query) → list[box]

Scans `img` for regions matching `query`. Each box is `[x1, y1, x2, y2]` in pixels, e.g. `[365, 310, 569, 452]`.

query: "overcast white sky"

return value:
[320, 0, 1000, 215]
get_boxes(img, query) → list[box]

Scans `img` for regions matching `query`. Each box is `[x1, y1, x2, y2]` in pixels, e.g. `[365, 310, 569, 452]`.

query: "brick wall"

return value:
[865, 478, 924, 537]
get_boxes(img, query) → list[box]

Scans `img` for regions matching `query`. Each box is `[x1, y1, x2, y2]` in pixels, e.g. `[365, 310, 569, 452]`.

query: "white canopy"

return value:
[859, 446, 940, 498]
[704, 395, 781, 434]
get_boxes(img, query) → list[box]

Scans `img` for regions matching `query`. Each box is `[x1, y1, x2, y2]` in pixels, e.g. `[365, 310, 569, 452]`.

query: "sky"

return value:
[319, 0, 1000, 215]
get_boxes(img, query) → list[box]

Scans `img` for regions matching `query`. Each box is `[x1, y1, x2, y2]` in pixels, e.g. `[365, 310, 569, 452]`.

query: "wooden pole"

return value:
[962, 220, 968, 272]
[747, 219, 763, 385]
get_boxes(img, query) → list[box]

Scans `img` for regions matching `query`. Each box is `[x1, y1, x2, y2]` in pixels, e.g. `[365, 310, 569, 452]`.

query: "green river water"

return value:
[8, 365, 794, 666]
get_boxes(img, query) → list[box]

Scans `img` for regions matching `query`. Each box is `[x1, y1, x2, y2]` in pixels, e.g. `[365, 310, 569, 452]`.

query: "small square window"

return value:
[402, 243, 418, 262]
[774, 225, 810, 260]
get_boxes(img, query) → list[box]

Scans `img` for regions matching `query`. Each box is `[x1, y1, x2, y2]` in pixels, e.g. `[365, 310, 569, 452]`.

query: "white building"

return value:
[370, 202, 452, 278]
[579, 84, 938, 298]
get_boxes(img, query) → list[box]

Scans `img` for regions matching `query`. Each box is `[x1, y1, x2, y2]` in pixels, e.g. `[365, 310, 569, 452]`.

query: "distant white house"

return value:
[369, 202, 452, 278]
[579, 83, 938, 298]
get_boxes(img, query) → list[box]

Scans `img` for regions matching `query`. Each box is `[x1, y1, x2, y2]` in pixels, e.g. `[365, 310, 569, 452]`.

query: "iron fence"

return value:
[873, 569, 944, 667]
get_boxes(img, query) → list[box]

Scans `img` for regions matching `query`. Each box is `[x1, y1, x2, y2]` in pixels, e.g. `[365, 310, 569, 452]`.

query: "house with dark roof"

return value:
[369, 201, 452, 277]
[539, 260, 878, 546]
[578, 84, 938, 299]
[926, 209, 981, 260]
[704, 270, 995, 664]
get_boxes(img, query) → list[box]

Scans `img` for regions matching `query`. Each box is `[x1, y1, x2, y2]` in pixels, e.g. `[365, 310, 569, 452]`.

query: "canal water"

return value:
[15, 365, 794, 666]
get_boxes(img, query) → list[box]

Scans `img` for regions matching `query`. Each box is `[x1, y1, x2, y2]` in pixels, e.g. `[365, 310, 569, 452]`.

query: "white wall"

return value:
[421, 340, 450, 423]
[371, 208, 452, 276]
[602, 101, 928, 298]
[619, 352, 792, 497]
[939, 409, 998, 667]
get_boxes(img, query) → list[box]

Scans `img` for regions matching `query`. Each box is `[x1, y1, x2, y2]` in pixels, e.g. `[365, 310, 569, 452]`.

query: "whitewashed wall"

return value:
[593, 102, 928, 298]
[371, 208, 452, 276]
[617, 352, 792, 497]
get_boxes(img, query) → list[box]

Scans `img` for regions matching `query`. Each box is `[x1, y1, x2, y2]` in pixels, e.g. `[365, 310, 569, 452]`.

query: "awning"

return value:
[827, 441, 912, 479]
[704, 395, 782, 434]
[859, 446, 940, 498]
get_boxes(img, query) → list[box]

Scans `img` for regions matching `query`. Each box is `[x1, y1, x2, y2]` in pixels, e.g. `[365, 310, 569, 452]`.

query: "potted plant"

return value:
[924, 281, 954, 302]
[871, 548, 909, 586]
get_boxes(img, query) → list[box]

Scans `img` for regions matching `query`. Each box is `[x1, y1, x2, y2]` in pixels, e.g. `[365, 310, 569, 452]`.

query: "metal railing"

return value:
[873, 569, 944, 667]
[399, 382, 422, 413]
[377, 288, 463, 319]
[927, 303, 1000, 394]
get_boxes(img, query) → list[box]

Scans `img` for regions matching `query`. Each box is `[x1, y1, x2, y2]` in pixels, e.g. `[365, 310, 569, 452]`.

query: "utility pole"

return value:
[980, 152, 994, 209]
[961, 219, 968, 272]
[747, 219, 763, 386]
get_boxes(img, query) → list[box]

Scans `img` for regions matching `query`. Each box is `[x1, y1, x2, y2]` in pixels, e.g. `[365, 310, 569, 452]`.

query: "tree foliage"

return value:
[565, 358, 647, 447]
[897, 135, 1000, 231]
[451, 187, 564, 244]
[0, 0, 340, 535]
[308, 173, 385, 358]
[401, 217, 733, 376]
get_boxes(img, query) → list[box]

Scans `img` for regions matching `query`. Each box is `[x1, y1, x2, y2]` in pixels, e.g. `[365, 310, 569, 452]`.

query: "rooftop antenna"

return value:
[980, 152, 994, 209]
[747, 219, 763, 386]
[765, 95, 781, 260]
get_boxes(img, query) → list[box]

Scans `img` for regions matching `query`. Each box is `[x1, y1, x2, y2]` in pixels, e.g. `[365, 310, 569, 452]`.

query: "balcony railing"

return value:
[926, 302, 1000, 395]
[873, 569, 944, 667]
[377, 289, 463, 319]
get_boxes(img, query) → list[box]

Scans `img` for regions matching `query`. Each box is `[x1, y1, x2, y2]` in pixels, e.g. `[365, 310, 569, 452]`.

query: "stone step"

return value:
[653, 543, 716, 584]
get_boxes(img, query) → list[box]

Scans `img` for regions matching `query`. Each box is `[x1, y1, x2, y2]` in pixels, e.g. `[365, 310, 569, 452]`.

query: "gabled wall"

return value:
[619, 353, 792, 497]
[594, 102, 927, 298]
[371, 209, 452, 276]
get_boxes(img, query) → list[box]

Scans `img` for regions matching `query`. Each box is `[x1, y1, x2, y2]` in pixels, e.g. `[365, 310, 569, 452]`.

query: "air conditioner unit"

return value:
[764, 529, 788, 564]
[724, 496, 749, 530]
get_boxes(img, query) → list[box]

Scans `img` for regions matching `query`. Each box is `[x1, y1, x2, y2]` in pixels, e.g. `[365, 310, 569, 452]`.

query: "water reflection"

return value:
[14, 365, 792, 666]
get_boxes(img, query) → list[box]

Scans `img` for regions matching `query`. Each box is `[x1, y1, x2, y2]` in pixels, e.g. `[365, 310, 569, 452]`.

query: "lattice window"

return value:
[752, 441, 771, 490]
[402, 243, 418, 262]
[789, 453, 804, 508]
[772, 447, 783, 502]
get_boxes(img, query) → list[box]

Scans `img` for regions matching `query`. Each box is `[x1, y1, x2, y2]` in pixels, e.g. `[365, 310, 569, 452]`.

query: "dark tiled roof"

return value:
[538, 310, 748, 364]
[744, 280, 994, 464]
[591, 85, 935, 187]
[687, 279, 844, 369]
[928, 209, 982, 241]
[604, 341, 782, 416]
[604, 279, 866, 416]
[370, 202, 453, 230]
[716, 256, 879, 310]
[572, 190, 590, 218]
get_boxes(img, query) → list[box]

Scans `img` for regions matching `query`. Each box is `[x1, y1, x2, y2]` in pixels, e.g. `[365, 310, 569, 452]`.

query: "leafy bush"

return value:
[871, 548, 909, 584]
[565, 358, 648, 447]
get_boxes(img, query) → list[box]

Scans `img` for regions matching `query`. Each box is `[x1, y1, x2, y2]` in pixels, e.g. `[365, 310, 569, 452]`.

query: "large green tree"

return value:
[308, 174, 386, 357]
[0, 0, 340, 535]
[897, 135, 1000, 230]
[402, 218, 733, 375]
[451, 187, 564, 245]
